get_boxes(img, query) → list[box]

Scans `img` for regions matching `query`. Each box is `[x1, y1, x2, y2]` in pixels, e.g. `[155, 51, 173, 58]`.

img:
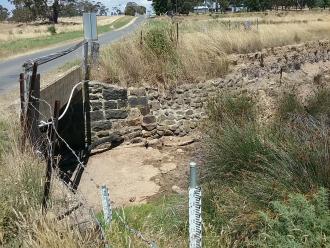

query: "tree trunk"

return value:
[52, 0, 59, 24]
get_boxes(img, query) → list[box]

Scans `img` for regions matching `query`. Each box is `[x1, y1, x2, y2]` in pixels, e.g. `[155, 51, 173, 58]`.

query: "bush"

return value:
[47, 26, 57, 35]
[202, 90, 330, 244]
[254, 189, 330, 247]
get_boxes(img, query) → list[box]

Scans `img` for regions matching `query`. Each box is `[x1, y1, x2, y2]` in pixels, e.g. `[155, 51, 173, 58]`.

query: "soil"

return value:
[79, 136, 199, 211]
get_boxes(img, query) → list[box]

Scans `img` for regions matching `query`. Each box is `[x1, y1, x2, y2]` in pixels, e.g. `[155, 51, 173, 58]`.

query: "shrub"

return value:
[254, 189, 330, 247]
[47, 26, 57, 35]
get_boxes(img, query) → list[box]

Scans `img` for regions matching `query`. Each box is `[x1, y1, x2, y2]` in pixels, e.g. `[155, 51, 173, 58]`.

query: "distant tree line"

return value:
[124, 2, 146, 16]
[152, 0, 330, 15]
[2, 0, 109, 23]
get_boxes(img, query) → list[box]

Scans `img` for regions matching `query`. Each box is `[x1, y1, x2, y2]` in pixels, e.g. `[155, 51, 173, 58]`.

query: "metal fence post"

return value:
[189, 161, 202, 248]
[100, 185, 112, 225]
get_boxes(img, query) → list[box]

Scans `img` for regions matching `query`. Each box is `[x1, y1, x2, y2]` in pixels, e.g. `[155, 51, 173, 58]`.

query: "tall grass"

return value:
[202, 88, 330, 245]
[96, 13, 330, 86]
[95, 20, 229, 87]
[0, 114, 102, 246]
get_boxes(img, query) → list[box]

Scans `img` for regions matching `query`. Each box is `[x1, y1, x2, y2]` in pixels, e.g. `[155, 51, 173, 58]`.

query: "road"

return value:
[0, 16, 145, 94]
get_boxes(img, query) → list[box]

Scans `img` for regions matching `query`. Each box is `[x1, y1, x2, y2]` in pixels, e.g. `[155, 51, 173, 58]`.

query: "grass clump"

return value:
[202, 88, 330, 245]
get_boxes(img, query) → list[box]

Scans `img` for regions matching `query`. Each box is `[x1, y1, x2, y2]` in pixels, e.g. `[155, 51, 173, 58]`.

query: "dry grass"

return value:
[0, 114, 103, 247]
[0, 16, 120, 42]
[95, 11, 330, 86]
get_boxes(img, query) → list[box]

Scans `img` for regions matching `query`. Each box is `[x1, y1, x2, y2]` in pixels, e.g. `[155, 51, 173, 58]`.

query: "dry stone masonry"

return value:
[89, 39, 330, 146]
[88, 81, 212, 145]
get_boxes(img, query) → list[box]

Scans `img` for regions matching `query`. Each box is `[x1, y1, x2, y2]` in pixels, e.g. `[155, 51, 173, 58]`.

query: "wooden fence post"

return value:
[176, 22, 179, 45]
[19, 73, 26, 151]
[42, 100, 60, 213]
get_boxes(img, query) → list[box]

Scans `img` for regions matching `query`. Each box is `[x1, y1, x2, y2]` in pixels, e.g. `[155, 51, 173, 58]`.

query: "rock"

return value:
[105, 110, 128, 119]
[118, 99, 128, 108]
[91, 120, 112, 132]
[90, 111, 104, 121]
[90, 101, 102, 111]
[160, 162, 177, 173]
[172, 185, 184, 195]
[185, 109, 194, 116]
[104, 100, 117, 109]
[103, 87, 127, 101]
[128, 96, 148, 107]
[143, 115, 156, 124]
[142, 123, 157, 131]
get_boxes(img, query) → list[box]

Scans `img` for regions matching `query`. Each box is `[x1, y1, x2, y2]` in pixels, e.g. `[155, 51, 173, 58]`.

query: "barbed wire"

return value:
[28, 94, 158, 247]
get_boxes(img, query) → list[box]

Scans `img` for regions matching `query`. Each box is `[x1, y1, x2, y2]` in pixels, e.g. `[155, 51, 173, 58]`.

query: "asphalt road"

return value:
[0, 16, 145, 94]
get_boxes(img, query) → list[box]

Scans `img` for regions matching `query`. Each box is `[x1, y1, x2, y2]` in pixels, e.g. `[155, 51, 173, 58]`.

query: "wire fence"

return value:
[29, 92, 159, 247]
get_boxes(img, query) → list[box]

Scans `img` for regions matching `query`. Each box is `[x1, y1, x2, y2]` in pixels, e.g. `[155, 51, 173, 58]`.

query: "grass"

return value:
[0, 114, 102, 247]
[201, 87, 330, 246]
[95, 11, 330, 86]
[0, 16, 135, 59]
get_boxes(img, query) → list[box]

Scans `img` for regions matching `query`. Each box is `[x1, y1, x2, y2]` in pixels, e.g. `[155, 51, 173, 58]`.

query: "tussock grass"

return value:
[202, 88, 330, 245]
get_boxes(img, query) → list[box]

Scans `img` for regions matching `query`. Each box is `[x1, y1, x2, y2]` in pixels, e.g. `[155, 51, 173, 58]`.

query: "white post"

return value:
[100, 185, 112, 225]
[189, 162, 202, 248]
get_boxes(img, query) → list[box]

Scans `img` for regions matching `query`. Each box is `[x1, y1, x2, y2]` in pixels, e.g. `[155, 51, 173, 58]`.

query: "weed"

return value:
[47, 25, 56, 35]
[254, 189, 330, 247]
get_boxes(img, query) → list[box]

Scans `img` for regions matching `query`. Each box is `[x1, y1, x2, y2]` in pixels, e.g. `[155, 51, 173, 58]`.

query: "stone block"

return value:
[103, 87, 127, 101]
[128, 96, 148, 107]
[92, 120, 112, 132]
[90, 111, 104, 121]
[139, 106, 150, 116]
[90, 101, 102, 111]
[142, 123, 157, 131]
[143, 115, 156, 124]
[118, 99, 128, 108]
[104, 100, 117, 109]
[105, 110, 128, 119]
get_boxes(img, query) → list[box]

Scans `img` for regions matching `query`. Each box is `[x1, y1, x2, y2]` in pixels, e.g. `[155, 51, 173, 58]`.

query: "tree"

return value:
[219, 0, 229, 12]
[124, 2, 146, 16]
[152, 0, 169, 15]
[0, 5, 9, 21]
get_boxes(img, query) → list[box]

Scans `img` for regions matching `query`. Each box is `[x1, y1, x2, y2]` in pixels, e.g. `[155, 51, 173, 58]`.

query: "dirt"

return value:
[79, 136, 198, 211]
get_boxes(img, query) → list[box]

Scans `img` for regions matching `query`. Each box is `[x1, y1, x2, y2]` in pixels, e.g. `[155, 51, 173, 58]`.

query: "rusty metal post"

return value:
[42, 100, 60, 213]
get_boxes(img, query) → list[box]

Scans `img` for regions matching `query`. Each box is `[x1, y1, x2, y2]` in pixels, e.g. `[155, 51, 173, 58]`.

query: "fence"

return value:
[18, 25, 204, 248]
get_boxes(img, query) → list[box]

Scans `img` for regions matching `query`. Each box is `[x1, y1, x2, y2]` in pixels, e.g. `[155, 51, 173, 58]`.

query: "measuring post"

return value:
[189, 161, 202, 248]
[100, 185, 112, 225]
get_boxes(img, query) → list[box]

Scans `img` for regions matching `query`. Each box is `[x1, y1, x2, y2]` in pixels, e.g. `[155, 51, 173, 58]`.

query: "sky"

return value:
[0, 0, 153, 13]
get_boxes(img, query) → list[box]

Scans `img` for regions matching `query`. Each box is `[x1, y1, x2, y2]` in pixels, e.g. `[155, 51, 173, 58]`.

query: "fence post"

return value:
[140, 30, 143, 46]
[100, 185, 112, 225]
[176, 22, 179, 45]
[189, 161, 202, 248]
[91, 41, 100, 66]
[19, 73, 26, 151]
[83, 41, 89, 80]
[42, 100, 60, 213]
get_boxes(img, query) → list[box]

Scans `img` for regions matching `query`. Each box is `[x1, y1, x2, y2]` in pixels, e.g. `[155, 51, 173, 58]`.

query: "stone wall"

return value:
[88, 81, 215, 145]
[88, 40, 330, 146]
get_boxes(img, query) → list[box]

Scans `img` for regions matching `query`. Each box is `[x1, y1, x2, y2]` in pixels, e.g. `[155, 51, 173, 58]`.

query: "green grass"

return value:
[201, 88, 330, 246]
[0, 16, 135, 59]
